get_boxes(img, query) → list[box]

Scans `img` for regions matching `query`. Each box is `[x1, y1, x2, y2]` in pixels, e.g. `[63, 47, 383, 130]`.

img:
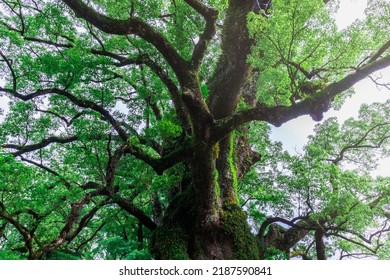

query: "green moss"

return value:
[151, 190, 195, 259]
[215, 169, 221, 199]
[228, 132, 239, 201]
[220, 204, 259, 259]
[151, 225, 189, 260]
[213, 142, 220, 159]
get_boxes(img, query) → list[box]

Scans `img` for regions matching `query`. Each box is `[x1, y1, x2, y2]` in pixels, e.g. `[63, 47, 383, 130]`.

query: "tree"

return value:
[0, 0, 389, 260]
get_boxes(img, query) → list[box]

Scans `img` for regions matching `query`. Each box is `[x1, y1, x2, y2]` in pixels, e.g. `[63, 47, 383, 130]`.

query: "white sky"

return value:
[334, 0, 368, 29]
[0, 0, 389, 175]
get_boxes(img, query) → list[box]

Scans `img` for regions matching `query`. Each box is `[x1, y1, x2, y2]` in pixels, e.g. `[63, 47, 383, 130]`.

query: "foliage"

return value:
[0, 0, 389, 260]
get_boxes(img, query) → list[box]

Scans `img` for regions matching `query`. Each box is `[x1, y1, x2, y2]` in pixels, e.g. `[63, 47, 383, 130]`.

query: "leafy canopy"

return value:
[0, 0, 389, 260]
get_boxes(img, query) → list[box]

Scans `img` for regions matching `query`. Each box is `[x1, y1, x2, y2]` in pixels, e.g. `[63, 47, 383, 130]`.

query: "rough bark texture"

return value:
[152, 0, 259, 259]
[315, 230, 327, 260]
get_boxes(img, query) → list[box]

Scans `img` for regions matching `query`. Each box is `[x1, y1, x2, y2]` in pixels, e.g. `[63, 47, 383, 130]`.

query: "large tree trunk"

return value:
[151, 131, 259, 259]
[150, 176, 259, 259]
[151, 0, 259, 260]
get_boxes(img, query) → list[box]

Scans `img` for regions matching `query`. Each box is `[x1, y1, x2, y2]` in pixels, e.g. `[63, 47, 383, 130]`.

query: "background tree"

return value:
[0, 0, 389, 259]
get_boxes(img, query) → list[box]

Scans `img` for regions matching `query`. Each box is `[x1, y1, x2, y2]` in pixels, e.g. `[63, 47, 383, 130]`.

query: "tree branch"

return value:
[0, 50, 17, 90]
[60, 0, 190, 82]
[213, 54, 390, 141]
[1, 87, 130, 141]
[2, 135, 78, 157]
[39, 188, 107, 258]
[91, 50, 191, 132]
[330, 122, 390, 165]
[0, 206, 36, 258]
[75, 222, 106, 251]
[367, 39, 390, 64]
[184, 0, 218, 70]
[19, 156, 72, 189]
[110, 194, 157, 231]
[329, 233, 382, 254]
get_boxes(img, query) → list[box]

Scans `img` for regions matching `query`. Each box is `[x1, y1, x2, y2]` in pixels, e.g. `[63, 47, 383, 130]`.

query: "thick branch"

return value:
[184, 0, 218, 70]
[60, 0, 190, 82]
[2, 135, 78, 156]
[124, 140, 193, 175]
[258, 216, 311, 239]
[105, 145, 127, 192]
[66, 200, 109, 242]
[2, 87, 193, 173]
[368, 39, 390, 64]
[213, 54, 390, 141]
[207, 0, 254, 119]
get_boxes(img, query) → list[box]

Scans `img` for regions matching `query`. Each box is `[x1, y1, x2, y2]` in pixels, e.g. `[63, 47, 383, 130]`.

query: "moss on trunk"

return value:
[151, 187, 260, 259]
[220, 204, 259, 259]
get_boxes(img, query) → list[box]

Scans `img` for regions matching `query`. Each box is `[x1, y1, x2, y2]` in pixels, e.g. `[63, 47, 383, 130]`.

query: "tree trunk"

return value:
[315, 230, 327, 260]
[150, 142, 259, 259]
[150, 0, 262, 260]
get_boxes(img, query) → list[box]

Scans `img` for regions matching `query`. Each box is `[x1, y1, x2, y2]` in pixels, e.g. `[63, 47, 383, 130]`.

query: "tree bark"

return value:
[315, 230, 327, 260]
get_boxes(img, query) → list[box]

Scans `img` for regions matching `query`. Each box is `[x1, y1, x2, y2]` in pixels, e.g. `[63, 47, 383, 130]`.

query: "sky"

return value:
[0, 0, 389, 175]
